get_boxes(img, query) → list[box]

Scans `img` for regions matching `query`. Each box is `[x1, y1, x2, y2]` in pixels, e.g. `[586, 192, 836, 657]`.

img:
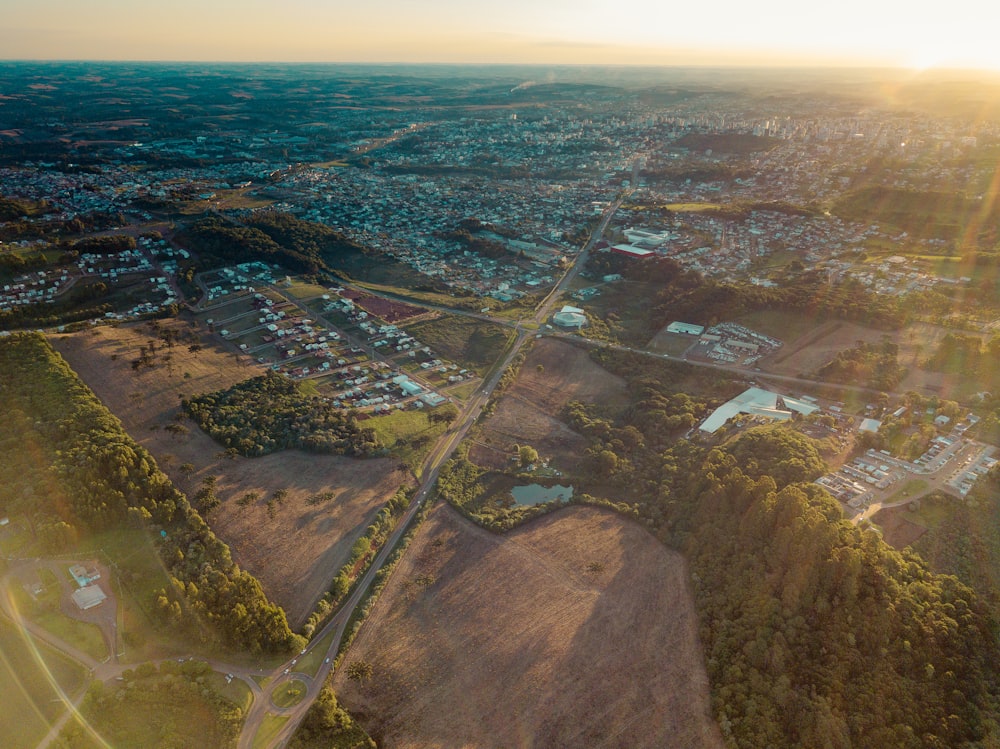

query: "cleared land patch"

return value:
[333, 504, 723, 748]
[472, 337, 628, 471]
[50, 322, 408, 627]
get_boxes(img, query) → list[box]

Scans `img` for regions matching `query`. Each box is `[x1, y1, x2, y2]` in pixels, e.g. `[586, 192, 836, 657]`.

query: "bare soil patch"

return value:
[871, 505, 928, 549]
[474, 338, 627, 471]
[340, 288, 426, 323]
[50, 322, 408, 627]
[334, 504, 723, 749]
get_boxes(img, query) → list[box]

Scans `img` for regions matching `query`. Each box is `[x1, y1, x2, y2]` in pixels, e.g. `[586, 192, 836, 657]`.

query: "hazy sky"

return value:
[3, 0, 999, 70]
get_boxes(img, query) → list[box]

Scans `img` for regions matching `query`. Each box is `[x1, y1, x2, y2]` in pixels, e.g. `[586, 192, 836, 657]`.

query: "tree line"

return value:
[0, 333, 301, 654]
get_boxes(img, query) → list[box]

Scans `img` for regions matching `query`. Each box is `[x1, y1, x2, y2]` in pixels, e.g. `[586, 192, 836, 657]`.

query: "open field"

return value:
[0, 618, 89, 749]
[404, 314, 513, 374]
[333, 504, 723, 749]
[50, 322, 409, 628]
[472, 338, 628, 472]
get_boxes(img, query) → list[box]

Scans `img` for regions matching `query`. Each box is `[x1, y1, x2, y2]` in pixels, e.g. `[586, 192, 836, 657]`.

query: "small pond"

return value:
[510, 484, 574, 506]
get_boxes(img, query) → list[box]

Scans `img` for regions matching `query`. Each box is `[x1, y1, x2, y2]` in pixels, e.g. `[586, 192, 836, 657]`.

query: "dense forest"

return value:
[179, 211, 365, 275]
[441, 343, 1000, 747]
[184, 371, 383, 457]
[911, 482, 1000, 624]
[0, 333, 300, 654]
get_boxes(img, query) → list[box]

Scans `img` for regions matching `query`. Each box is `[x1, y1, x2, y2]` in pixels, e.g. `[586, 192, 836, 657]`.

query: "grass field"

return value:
[272, 679, 307, 708]
[883, 478, 930, 506]
[447, 380, 478, 401]
[365, 409, 451, 471]
[333, 504, 724, 748]
[645, 328, 699, 356]
[0, 618, 89, 749]
[252, 715, 290, 749]
[903, 493, 955, 529]
[207, 672, 255, 714]
[579, 280, 665, 345]
[31, 609, 106, 662]
[282, 280, 330, 301]
[734, 309, 831, 343]
[59, 672, 242, 749]
[297, 627, 335, 676]
[404, 315, 513, 374]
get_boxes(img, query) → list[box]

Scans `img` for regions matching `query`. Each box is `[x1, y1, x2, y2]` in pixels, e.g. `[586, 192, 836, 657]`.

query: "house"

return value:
[69, 564, 100, 588]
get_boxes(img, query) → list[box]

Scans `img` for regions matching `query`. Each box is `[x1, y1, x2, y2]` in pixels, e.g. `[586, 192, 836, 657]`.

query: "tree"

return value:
[518, 445, 539, 467]
[346, 661, 373, 682]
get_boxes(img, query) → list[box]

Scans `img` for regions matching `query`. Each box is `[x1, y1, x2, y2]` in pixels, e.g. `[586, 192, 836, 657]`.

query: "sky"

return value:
[3, 0, 1000, 70]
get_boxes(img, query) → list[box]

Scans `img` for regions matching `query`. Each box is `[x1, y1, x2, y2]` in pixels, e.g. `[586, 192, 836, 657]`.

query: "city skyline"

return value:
[3, 0, 1000, 71]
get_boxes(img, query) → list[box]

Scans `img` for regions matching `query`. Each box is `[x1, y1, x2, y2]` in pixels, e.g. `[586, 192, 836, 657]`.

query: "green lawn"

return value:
[366, 408, 451, 470]
[883, 478, 930, 506]
[206, 671, 255, 713]
[404, 315, 514, 374]
[0, 618, 89, 749]
[297, 628, 335, 677]
[272, 679, 307, 709]
[646, 331, 697, 356]
[282, 280, 330, 301]
[252, 715, 290, 749]
[448, 380, 479, 402]
[32, 609, 107, 662]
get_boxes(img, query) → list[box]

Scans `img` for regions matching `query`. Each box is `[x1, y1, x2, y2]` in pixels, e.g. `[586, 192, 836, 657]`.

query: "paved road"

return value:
[237, 178, 633, 748]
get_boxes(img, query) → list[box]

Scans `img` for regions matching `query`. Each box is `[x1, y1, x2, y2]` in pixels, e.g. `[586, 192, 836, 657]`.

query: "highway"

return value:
[236, 180, 631, 747]
[14, 162, 991, 746]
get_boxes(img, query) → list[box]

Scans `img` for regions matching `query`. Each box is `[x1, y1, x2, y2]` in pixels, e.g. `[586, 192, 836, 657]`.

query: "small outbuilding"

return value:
[859, 418, 882, 434]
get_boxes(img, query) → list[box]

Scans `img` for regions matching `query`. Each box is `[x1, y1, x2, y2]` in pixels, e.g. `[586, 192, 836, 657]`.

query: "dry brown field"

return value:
[471, 338, 628, 472]
[334, 504, 723, 749]
[50, 322, 408, 627]
[760, 319, 972, 396]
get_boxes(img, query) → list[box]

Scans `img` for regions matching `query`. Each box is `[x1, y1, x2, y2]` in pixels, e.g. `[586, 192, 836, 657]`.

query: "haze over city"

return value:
[3, 0, 1000, 70]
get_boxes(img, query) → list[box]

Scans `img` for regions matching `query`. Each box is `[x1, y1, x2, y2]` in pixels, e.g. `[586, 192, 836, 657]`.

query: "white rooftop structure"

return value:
[71, 584, 107, 611]
[552, 305, 588, 328]
[699, 387, 820, 434]
[666, 321, 705, 336]
[859, 418, 882, 433]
